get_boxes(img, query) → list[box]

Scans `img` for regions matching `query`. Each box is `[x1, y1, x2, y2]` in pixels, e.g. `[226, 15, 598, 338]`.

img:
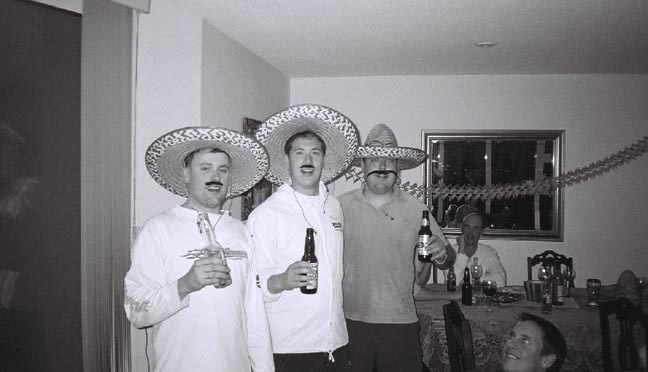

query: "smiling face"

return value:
[183, 149, 231, 213]
[285, 135, 325, 196]
[502, 321, 556, 372]
[362, 157, 398, 195]
[461, 213, 484, 247]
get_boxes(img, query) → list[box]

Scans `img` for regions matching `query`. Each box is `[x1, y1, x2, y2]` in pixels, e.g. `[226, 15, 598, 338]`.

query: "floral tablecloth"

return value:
[416, 288, 610, 372]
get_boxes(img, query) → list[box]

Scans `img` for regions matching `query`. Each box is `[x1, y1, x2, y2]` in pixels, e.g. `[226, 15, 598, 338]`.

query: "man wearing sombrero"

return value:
[124, 127, 274, 372]
[339, 123, 455, 372]
[247, 104, 359, 371]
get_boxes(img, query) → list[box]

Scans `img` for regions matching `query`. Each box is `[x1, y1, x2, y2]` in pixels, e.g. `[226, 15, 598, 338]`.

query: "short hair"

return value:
[462, 211, 483, 226]
[518, 312, 567, 372]
[183, 147, 231, 167]
[283, 131, 326, 155]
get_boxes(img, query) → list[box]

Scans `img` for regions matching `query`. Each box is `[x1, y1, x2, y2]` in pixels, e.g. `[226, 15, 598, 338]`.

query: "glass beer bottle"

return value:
[301, 228, 318, 294]
[446, 266, 457, 292]
[461, 268, 472, 306]
[417, 211, 433, 262]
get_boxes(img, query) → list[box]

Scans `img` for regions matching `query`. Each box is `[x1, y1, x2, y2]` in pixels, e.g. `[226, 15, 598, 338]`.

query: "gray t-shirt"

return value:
[339, 187, 448, 323]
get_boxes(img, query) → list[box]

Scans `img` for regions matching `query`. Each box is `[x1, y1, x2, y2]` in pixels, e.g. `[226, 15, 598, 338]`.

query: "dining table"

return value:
[415, 285, 610, 372]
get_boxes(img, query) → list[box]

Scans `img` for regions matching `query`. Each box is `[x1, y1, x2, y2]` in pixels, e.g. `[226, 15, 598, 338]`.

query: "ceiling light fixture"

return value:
[475, 41, 496, 48]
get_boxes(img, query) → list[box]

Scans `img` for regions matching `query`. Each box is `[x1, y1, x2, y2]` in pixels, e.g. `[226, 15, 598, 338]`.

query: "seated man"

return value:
[449, 212, 507, 287]
[502, 312, 567, 372]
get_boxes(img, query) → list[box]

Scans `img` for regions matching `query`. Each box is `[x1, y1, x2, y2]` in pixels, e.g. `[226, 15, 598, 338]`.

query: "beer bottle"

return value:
[542, 266, 553, 314]
[197, 212, 228, 266]
[417, 211, 433, 262]
[301, 228, 318, 294]
[197, 212, 231, 287]
[446, 266, 457, 292]
[552, 262, 565, 306]
[461, 268, 472, 306]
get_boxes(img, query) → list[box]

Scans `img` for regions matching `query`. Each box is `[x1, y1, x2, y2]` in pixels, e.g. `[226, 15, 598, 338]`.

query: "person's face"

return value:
[362, 157, 398, 195]
[461, 214, 483, 246]
[183, 151, 231, 212]
[502, 321, 555, 372]
[286, 136, 324, 196]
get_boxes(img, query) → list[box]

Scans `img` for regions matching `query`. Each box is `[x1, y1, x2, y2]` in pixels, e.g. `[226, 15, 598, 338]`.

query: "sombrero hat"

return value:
[145, 126, 269, 198]
[256, 104, 360, 185]
[353, 123, 427, 170]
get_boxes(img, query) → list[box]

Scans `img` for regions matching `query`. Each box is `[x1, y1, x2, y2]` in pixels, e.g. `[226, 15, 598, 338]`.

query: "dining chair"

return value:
[443, 300, 476, 372]
[598, 297, 648, 372]
[527, 250, 574, 287]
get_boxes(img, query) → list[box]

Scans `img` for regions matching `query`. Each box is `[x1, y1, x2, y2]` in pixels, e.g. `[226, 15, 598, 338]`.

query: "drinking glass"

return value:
[482, 280, 497, 313]
[471, 264, 483, 292]
[563, 267, 576, 297]
[587, 279, 601, 306]
[538, 266, 550, 281]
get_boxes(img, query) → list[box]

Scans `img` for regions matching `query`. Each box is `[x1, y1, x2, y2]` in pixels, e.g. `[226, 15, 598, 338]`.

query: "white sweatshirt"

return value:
[124, 206, 274, 372]
[247, 183, 348, 355]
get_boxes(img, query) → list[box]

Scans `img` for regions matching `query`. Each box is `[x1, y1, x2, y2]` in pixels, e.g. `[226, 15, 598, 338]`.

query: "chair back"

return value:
[443, 301, 476, 372]
[527, 250, 574, 286]
[599, 297, 648, 372]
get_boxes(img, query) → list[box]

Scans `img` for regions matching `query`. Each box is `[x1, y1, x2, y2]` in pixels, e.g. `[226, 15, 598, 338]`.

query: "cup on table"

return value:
[587, 278, 601, 306]
[524, 280, 543, 303]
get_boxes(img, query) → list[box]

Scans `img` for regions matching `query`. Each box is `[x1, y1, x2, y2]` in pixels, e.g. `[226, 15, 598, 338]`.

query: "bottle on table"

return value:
[541, 266, 553, 314]
[417, 211, 433, 262]
[446, 266, 457, 292]
[462, 267, 472, 306]
[301, 228, 318, 294]
[552, 262, 565, 306]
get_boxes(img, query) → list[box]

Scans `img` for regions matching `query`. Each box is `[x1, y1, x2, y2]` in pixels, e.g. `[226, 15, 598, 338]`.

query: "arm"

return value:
[427, 212, 455, 270]
[124, 224, 190, 329]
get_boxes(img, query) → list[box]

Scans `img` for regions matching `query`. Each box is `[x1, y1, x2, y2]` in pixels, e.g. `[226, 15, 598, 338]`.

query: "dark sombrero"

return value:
[353, 123, 427, 170]
[256, 104, 360, 185]
[145, 126, 269, 198]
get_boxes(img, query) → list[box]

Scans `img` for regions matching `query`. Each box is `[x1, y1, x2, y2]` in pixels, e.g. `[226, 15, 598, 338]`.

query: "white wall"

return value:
[201, 22, 290, 218]
[291, 75, 648, 287]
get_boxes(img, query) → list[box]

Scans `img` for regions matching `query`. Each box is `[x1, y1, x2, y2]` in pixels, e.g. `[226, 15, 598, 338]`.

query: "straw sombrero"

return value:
[145, 126, 269, 198]
[353, 123, 427, 170]
[256, 104, 360, 185]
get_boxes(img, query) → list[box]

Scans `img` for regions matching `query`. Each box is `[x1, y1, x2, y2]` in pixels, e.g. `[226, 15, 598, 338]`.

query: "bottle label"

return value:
[416, 235, 430, 256]
[306, 262, 318, 290]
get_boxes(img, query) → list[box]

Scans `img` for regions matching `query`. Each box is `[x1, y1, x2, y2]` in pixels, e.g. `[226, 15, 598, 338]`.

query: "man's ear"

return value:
[182, 166, 190, 184]
[541, 353, 556, 369]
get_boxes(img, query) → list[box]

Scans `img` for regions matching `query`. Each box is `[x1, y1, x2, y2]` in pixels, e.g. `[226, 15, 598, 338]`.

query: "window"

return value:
[422, 130, 564, 241]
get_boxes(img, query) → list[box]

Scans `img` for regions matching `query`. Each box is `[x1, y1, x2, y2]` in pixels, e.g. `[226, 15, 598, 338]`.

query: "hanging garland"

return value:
[343, 136, 648, 202]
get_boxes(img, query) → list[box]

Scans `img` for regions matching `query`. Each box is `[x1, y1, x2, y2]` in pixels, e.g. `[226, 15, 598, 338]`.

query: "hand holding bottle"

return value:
[268, 261, 314, 294]
[178, 254, 232, 299]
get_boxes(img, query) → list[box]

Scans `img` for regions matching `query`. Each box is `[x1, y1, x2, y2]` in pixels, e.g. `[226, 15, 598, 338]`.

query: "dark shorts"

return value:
[346, 319, 423, 372]
[274, 345, 351, 372]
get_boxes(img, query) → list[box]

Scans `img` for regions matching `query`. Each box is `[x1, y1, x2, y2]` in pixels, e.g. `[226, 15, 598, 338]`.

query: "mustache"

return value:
[368, 170, 397, 177]
[300, 165, 315, 170]
[205, 181, 224, 187]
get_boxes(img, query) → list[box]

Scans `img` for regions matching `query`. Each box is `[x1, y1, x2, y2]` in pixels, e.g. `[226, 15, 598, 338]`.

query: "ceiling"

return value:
[181, 0, 648, 77]
[42, 0, 648, 78]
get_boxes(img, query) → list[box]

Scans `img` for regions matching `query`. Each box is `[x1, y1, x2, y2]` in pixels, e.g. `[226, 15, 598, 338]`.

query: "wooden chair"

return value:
[599, 297, 648, 372]
[527, 250, 574, 287]
[443, 301, 476, 372]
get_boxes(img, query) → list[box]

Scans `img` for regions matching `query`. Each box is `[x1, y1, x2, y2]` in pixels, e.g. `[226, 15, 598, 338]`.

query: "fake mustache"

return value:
[205, 180, 224, 187]
[368, 170, 397, 177]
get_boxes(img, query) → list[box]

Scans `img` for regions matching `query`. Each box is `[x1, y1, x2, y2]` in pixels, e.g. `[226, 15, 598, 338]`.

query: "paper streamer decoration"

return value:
[344, 136, 648, 201]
